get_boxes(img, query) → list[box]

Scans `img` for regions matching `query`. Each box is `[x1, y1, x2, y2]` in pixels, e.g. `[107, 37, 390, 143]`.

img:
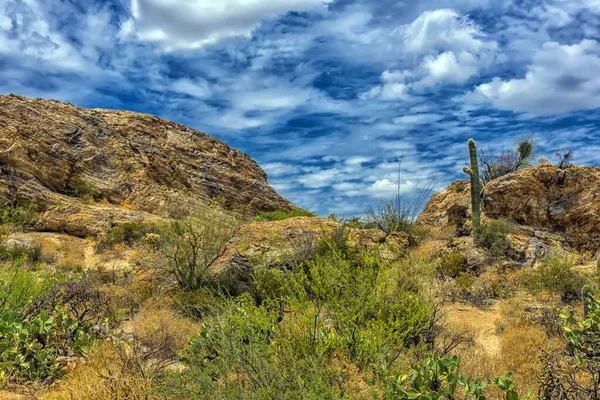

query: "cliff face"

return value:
[418, 165, 600, 251]
[0, 95, 294, 235]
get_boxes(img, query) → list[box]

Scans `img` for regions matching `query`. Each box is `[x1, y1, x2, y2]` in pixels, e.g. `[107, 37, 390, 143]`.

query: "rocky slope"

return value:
[0, 95, 294, 236]
[418, 165, 600, 252]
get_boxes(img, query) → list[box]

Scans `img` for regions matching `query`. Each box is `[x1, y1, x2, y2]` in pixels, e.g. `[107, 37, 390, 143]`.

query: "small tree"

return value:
[555, 151, 574, 170]
[145, 206, 239, 291]
[479, 136, 535, 183]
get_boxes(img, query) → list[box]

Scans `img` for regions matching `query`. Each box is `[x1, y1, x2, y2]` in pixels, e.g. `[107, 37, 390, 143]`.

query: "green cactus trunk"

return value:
[463, 139, 482, 237]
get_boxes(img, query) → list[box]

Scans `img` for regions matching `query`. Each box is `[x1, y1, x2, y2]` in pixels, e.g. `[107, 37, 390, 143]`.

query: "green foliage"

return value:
[0, 203, 39, 230]
[384, 352, 531, 400]
[0, 307, 96, 383]
[475, 219, 517, 259]
[0, 242, 43, 263]
[521, 254, 585, 302]
[72, 180, 95, 200]
[145, 206, 239, 291]
[162, 294, 346, 399]
[326, 212, 366, 229]
[539, 292, 600, 398]
[0, 260, 49, 311]
[95, 221, 159, 253]
[437, 252, 468, 279]
[254, 208, 317, 222]
[463, 139, 482, 235]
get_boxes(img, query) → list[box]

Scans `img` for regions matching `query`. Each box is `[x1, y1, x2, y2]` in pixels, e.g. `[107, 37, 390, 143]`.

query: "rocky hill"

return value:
[418, 165, 600, 253]
[0, 94, 294, 236]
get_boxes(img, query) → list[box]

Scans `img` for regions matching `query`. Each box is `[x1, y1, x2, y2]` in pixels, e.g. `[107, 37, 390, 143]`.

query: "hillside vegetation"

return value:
[1, 98, 600, 399]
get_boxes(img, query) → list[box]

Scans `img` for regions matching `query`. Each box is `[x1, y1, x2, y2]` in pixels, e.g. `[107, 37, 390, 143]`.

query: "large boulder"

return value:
[418, 165, 600, 252]
[0, 95, 294, 236]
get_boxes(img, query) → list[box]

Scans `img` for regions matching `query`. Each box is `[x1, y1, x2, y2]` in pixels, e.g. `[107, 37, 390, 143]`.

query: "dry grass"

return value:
[41, 342, 161, 400]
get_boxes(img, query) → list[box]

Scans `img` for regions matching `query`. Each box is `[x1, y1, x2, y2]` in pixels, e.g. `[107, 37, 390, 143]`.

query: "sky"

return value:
[1, 0, 599, 216]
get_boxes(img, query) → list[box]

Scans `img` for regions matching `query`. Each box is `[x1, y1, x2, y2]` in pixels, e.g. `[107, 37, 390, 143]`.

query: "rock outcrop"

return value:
[214, 217, 410, 280]
[418, 165, 600, 252]
[0, 95, 294, 236]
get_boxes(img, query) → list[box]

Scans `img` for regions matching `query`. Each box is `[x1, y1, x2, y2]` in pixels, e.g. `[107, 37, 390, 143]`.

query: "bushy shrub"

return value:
[475, 219, 517, 259]
[161, 294, 345, 399]
[0, 202, 39, 230]
[480, 136, 535, 182]
[521, 254, 585, 302]
[95, 221, 159, 253]
[254, 208, 316, 222]
[144, 206, 239, 291]
[437, 252, 468, 278]
[539, 293, 600, 398]
[0, 241, 43, 263]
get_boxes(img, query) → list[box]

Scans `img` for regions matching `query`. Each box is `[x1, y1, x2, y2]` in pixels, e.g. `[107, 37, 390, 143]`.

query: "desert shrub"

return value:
[0, 202, 39, 230]
[521, 254, 585, 302]
[95, 221, 159, 253]
[0, 260, 49, 311]
[0, 241, 43, 263]
[384, 352, 531, 399]
[254, 208, 316, 222]
[479, 136, 535, 182]
[160, 294, 345, 399]
[144, 205, 239, 291]
[72, 180, 95, 200]
[437, 252, 468, 278]
[326, 212, 367, 229]
[172, 286, 224, 321]
[539, 293, 600, 398]
[293, 237, 433, 372]
[475, 219, 516, 259]
[555, 150, 574, 169]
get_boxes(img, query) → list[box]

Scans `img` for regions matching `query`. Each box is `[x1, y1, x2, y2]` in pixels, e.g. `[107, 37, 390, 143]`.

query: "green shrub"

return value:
[95, 221, 159, 253]
[161, 294, 345, 399]
[437, 252, 468, 278]
[475, 219, 517, 259]
[0, 203, 39, 230]
[539, 293, 600, 398]
[521, 254, 585, 302]
[145, 206, 239, 291]
[0, 241, 43, 263]
[254, 208, 316, 222]
[0, 260, 49, 311]
[72, 180, 95, 200]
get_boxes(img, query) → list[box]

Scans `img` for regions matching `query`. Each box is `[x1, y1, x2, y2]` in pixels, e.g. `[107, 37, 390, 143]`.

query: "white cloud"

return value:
[404, 8, 489, 55]
[121, 0, 333, 51]
[262, 162, 299, 177]
[467, 39, 600, 115]
[170, 78, 212, 98]
[393, 113, 444, 125]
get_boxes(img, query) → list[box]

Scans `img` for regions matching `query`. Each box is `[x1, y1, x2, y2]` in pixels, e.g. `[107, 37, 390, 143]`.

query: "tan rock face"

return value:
[214, 217, 409, 278]
[418, 165, 600, 251]
[0, 95, 294, 236]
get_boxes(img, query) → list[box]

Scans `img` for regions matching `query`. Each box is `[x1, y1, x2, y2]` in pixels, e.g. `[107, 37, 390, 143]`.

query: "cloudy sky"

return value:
[1, 0, 599, 215]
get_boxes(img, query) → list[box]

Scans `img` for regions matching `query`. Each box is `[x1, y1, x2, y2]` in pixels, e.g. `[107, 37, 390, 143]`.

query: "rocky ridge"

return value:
[0, 95, 294, 236]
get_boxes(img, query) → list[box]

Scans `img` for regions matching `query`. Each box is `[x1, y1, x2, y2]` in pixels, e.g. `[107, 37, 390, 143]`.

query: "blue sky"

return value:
[1, 0, 599, 215]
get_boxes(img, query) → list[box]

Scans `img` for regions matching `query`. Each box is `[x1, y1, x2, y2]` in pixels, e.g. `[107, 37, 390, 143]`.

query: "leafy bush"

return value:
[437, 252, 468, 279]
[0, 260, 49, 311]
[384, 351, 531, 399]
[161, 294, 345, 399]
[0, 202, 39, 230]
[475, 219, 517, 259]
[0, 241, 43, 263]
[72, 180, 95, 200]
[254, 208, 316, 222]
[95, 221, 159, 253]
[144, 206, 239, 291]
[521, 254, 585, 302]
[539, 292, 600, 398]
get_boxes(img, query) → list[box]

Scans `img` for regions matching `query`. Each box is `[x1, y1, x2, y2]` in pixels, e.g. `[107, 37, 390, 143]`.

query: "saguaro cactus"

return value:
[463, 139, 482, 236]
